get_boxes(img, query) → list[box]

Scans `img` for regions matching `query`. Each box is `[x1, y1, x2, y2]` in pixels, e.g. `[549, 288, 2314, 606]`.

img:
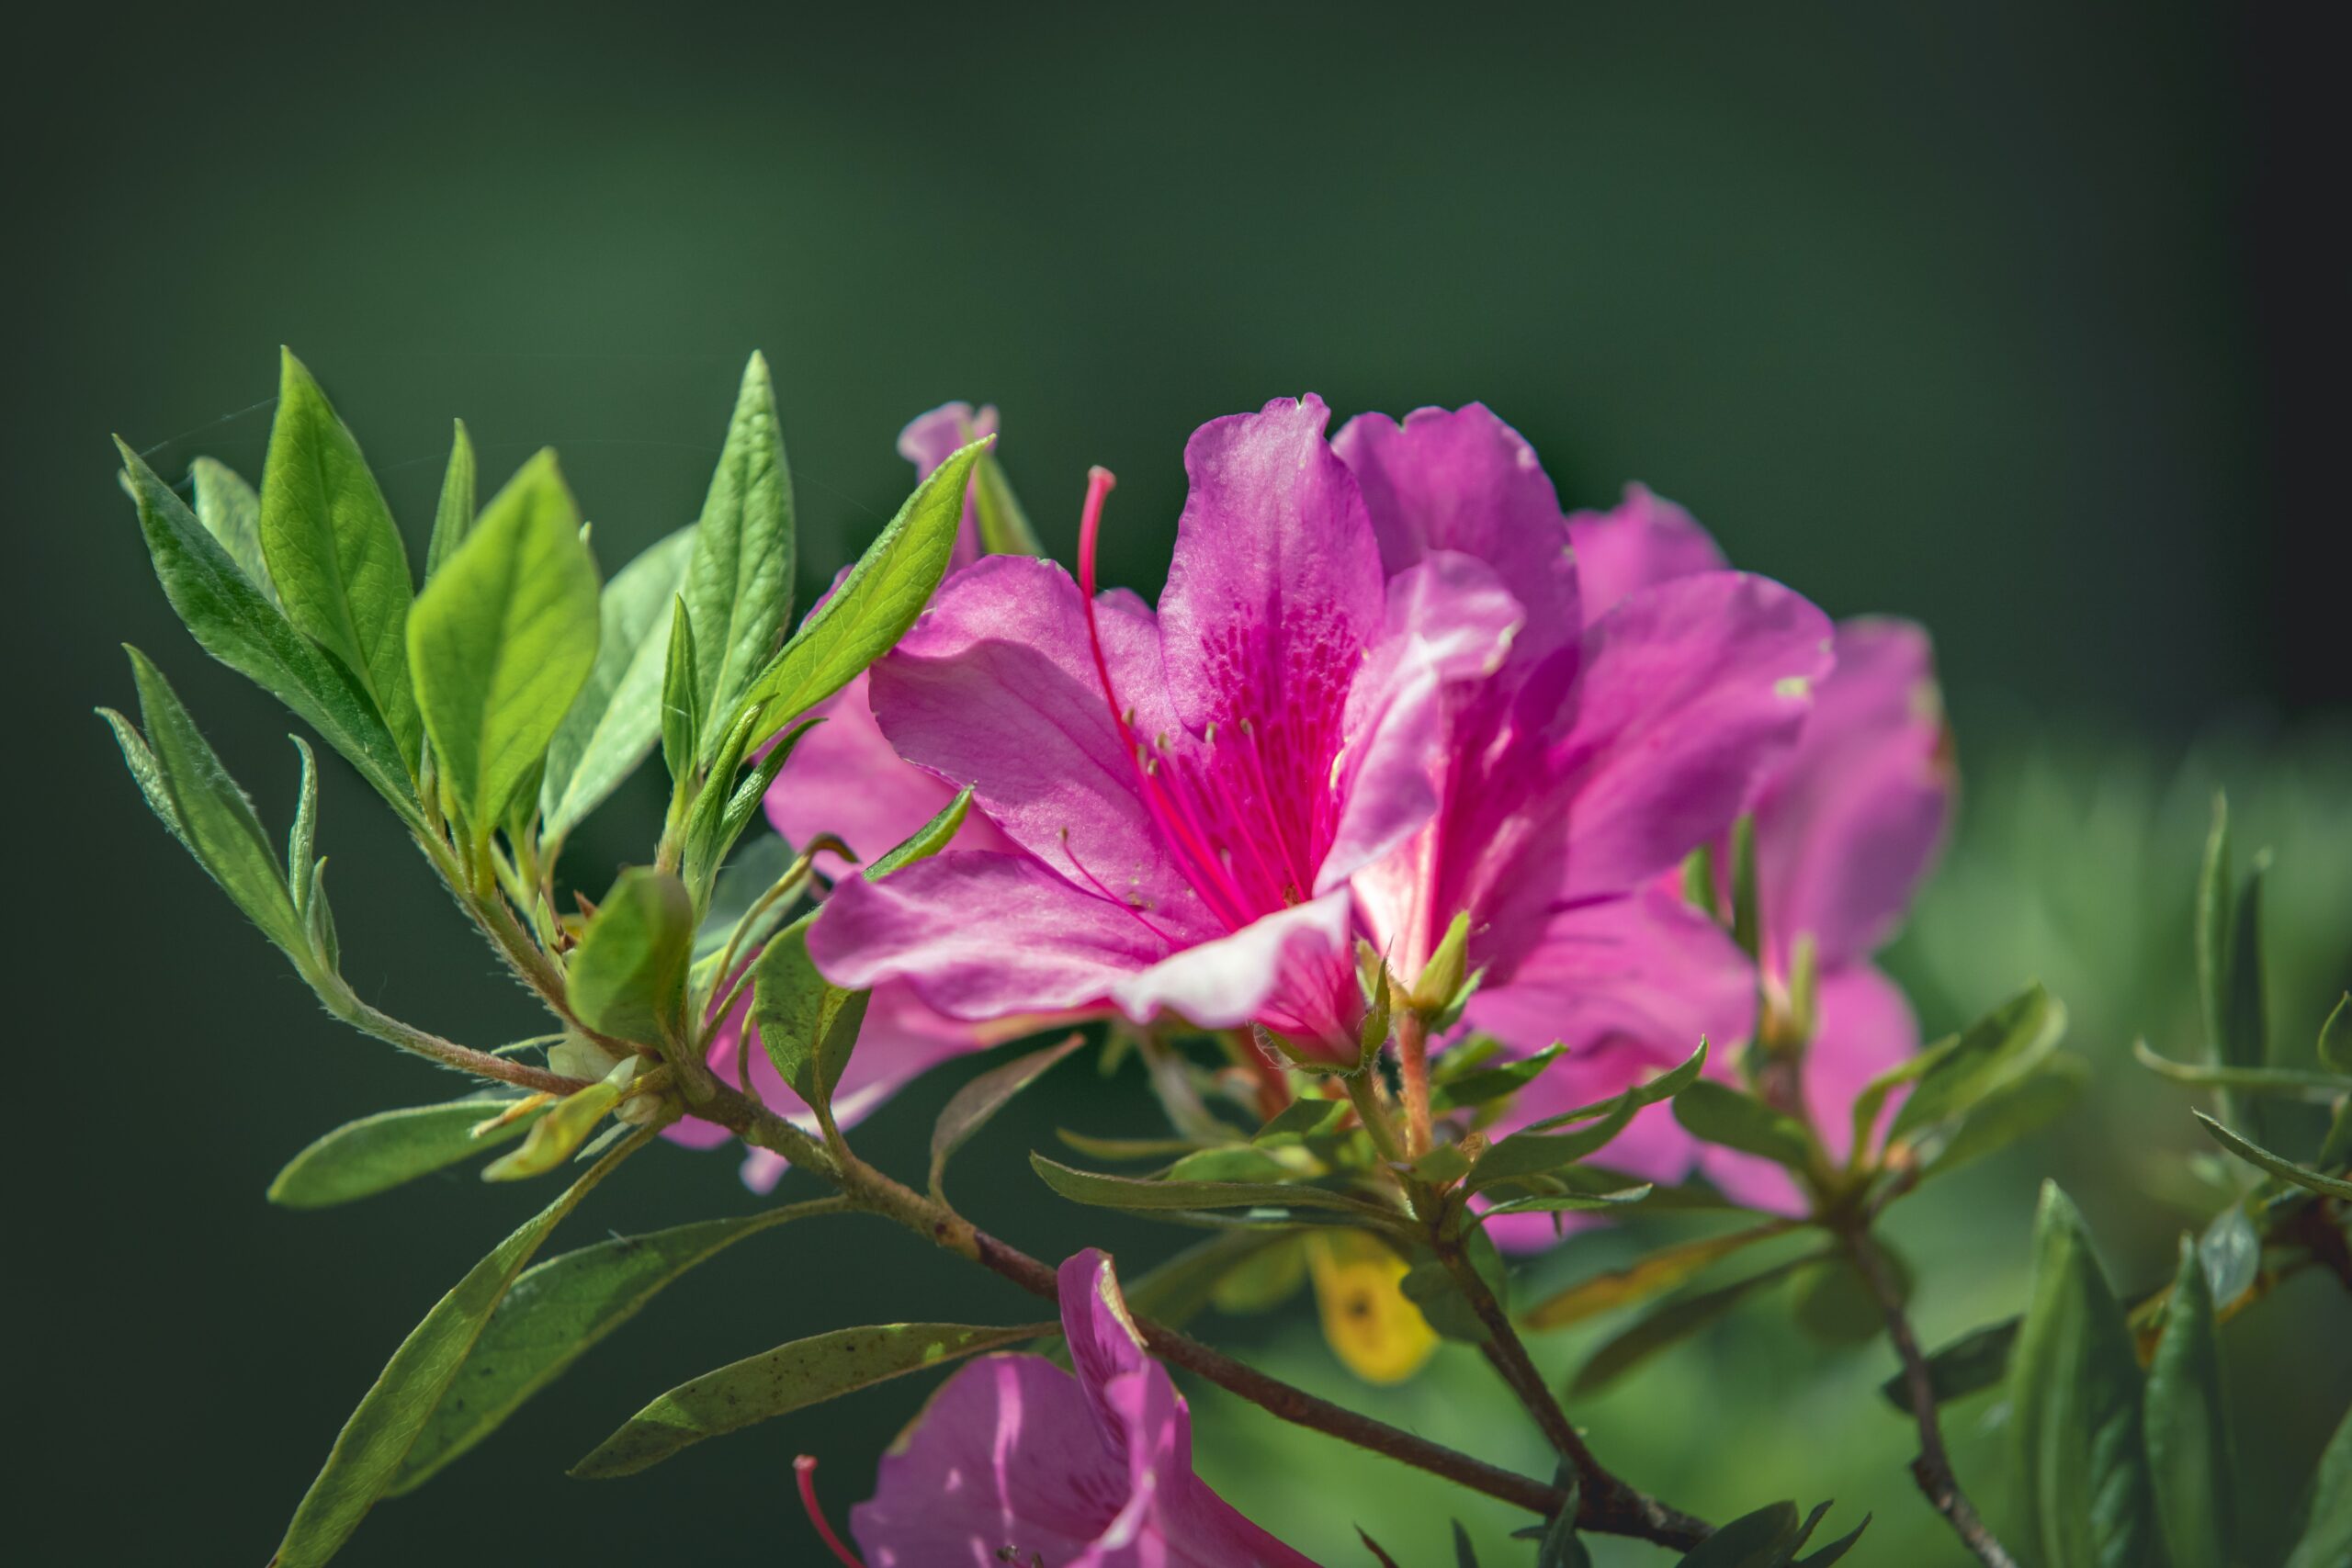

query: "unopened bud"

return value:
[1409, 912, 1474, 1018]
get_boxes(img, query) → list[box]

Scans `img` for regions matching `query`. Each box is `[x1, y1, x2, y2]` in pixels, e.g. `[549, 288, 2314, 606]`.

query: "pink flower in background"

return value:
[850, 1249, 1323, 1567]
[813, 396, 1521, 1062]
[666, 404, 1016, 1190]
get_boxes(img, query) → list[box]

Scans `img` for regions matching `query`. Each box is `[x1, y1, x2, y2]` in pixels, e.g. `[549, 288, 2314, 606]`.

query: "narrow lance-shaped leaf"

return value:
[2145, 1236, 2233, 1568]
[269, 1126, 647, 1568]
[267, 1099, 545, 1209]
[482, 1061, 638, 1182]
[1029, 1153, 1394, 1221]
[660, 594, 698, 787]
[735, 436, 989, 748]
[566, 868, 694, 1047]
[1521, 1221, 1793, 1331]
[390, 1203, 837, 1494]
[2318, 993, 2351, 1077]
[288, 737, 321, 919]
[189, 456, 277, 607]
[929, 1034, 1086, 1200]
[1916, 1055, 2089, 1179]
[117, 441, 420, 824]
[424, 419, 476, 581]
[2007, 1181, 2165, 1568]
[541, 526, 695, 843]
[682, 351, 795, 760]
[1671, 1079, 1815, 1171]
[1887, 983, 2063, 1143]
[1879, 1318, 2020, 1416]
[2221, 852, 2272, 1143]
[1567, 1253, 1821, 1396]
[2194, 1111, 2352, 1200]
[973, 447, 1044, 555]
[407, 450, 601, 839]
[571, 1320, 1047, 1478]
[260, 348, 420, 764]
[2283, 1403, 2352, 1568]
[110, 649, 307, 964]
[2132, 1039, 2346, 1101]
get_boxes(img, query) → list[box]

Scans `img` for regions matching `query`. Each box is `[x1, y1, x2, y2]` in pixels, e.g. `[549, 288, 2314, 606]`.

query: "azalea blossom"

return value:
[813, 398, 1830, 1086]
[665, 404, 1016, 1190]
[849, 1248, 1323, 1567]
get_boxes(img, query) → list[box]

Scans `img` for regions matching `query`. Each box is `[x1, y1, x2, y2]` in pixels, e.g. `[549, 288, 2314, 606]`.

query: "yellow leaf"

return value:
[1308, 1232, 1438, 1384]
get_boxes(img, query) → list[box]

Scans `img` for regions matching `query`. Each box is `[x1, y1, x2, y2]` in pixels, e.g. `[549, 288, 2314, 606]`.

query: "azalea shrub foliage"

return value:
[103, 350, 2350, 1568]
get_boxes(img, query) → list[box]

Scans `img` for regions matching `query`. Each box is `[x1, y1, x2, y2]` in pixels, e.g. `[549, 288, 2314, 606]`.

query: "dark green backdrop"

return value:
[8, 2, 2336, 1562]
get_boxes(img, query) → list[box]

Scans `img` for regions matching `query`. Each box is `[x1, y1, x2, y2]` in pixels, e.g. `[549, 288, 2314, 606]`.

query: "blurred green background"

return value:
[9, 2, 2345, 1562]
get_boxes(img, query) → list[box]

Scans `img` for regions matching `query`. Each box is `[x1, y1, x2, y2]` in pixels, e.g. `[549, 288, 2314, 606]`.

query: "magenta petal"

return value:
[763, 671, 1012, 866]
[1156, 395, 1385, 738]
[1552, 571, 1834, 897]
[1058, 1250, 1151, 1440]
[1333, 402, 1580, 661]
[810, 852, 1170, 1021]
[1112, 891, 1358, 1055]
[870, 556, 1210, 928]
[1752, 617, 1951, 970]
[1566, 483, 1727, 621]
[898, 400, 998, 570]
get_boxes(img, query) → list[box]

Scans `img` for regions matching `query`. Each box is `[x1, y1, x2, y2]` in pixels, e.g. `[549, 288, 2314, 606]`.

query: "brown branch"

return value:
[1845, 1224, 2017, 1568]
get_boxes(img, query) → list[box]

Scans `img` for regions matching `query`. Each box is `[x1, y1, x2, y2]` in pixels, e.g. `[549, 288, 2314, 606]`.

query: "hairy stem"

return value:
[1395, 1010, 1434, 1157]
[1844, 1224, 2017, 1568]
[691, 1077, 1706, 1547]
[330, 989, 589, 1097]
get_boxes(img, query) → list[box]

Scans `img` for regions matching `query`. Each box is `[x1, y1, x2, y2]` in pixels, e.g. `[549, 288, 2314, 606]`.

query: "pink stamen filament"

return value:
[796, 1455, 868, 1568]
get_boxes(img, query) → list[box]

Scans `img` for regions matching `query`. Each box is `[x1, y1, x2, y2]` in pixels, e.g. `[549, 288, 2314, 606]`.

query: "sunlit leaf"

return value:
[267, 1099, 542, 1209]
[541, 526, 695, 843]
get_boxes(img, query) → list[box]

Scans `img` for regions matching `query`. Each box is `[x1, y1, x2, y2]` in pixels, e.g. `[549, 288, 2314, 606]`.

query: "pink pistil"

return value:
[796, 1455, 868, 1568]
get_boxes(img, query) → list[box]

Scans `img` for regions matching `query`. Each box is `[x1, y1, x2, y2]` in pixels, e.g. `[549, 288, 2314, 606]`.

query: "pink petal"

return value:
[1333, 402, 1581, 663]
[1566, 483, 1726, 621]
[763, 670, 1012, 867]
[1751, 617, 1951, 970]
[898, 400, 999, 571]
[811, 851, 1174, 1021]
[1111, 891, 1360, 1058]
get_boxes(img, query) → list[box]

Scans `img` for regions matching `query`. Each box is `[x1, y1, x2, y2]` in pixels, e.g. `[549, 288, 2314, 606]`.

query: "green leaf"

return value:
[1029, 1154, 1390, 1222]
[2007, 1181, 2165, 1568]
[1887, 984, 2064, 1143]
[973, 447, 1043, 555]
[1397, 1231, 1512, 1344]
[1519, 1039, 1710, 1134]
[2194, 1111, 2352, 1200]
[567, 869, 694, 1046]
[2283, 1402, 2352, 1568]
[571, 1320, 1045, 1478]
[2222, 853, 2273, 1140]
[1472, 1185, 1652, 1224]
[1879, 1318, 2019, 1416]
[750, 922, 867, 1111]
[1122, 1231, 1299, 1330]
[1677, 1501, 1798, 1568]
[389, 1204, 830, 1494]
[660, 594, 698, 785]
[2132, 1040, 2346, 1100]
[424, 419, 476, 582]
[1434, 1043, 1566, 1110]
[260, 349, 420, 765]
[2197, 1202, 2259, 1308]
[188, 456, 277, 607]
[2319, 993, 2352, 1077]
[677, 713, 819, 908]
[267, 1098, 543, 1209]
[1166, 1146, 1298, 1184]
[1470, 1099, 1641, 1188]
[2145, 1237, 2233, 1568]
[929, 1034, 1085, 1199]
[1570, 1254, 1819, 1396]
[2195, 793, 2233, 1070]
[110, 649, 307, 962]
[1790, 1247, 1905, 1347]
[1916, 1055, 2089, 1179]
[1522, 1222, 1793, 1330]
[681, 353, 795, 760]
[692, 830, 796, 964]
[1671, 1080, 1814, 1170]
[407, 450, 601, 838]
[118, 441, 420, 824]
[735, 437, 989, 747]
[540, 526, 695, 843]
[481, 1070, 630, 1182]
[1253, 1098, 1346, 1143]
[269, 1126, 641, 1567]
[1727, 814, 1761, 961]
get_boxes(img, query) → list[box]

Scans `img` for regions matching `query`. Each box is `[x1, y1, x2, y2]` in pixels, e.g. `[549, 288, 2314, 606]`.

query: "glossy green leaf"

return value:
[188, 456, 277, 606]
[2195, 1111, 2352, 1200]
[390, 1203, 831, 1493]
[540, 526, 695, 841]
[681, 353, 796, 761]
[110, 649, 306, 961]
[260, 348, 419, 764]
[1166, 1146, 1298, 1184]
[973, 447, 1043, 555]
[2283, 1402, 2352, 1568]
[1571, 1255, 1819, 1396]
[1471, 1100, 1639, 1189]
[1671, 1080, 1814, 1170]
[735, 437, 989, 747]
[424, 419, 476, 581]
[1435, 1043, 1566, 1110]
[751, 921, 866, 1110]
[929, 1034, 1086, 1198]
[1887, 983, 2063, 1143]
[407, 450, 601, 837]
[571, 1320, 1045, 1478]
[118, 441, 420, 823]
[2145, 1236, 2233, 1568]
[1879, 1318, 2019, 1416]
[1030, 1154, 1388, 1220]
[660, 594, 698, 786]
[269, 1127, 641, 1567]
[568, 868, 694, 1046]
[2007, 1182, 2164, 1568]
[1523, 1222, 1793, 1330]
[1518, 1040, 1710, 1134]
[267, 1098, 542, 1209]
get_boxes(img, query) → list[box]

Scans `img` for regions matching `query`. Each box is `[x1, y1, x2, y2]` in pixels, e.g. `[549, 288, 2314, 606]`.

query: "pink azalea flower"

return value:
[849, 1248, 1323, 1567]
[665, 404, 1018, 1189]
[813, 399, 1832, 1083]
